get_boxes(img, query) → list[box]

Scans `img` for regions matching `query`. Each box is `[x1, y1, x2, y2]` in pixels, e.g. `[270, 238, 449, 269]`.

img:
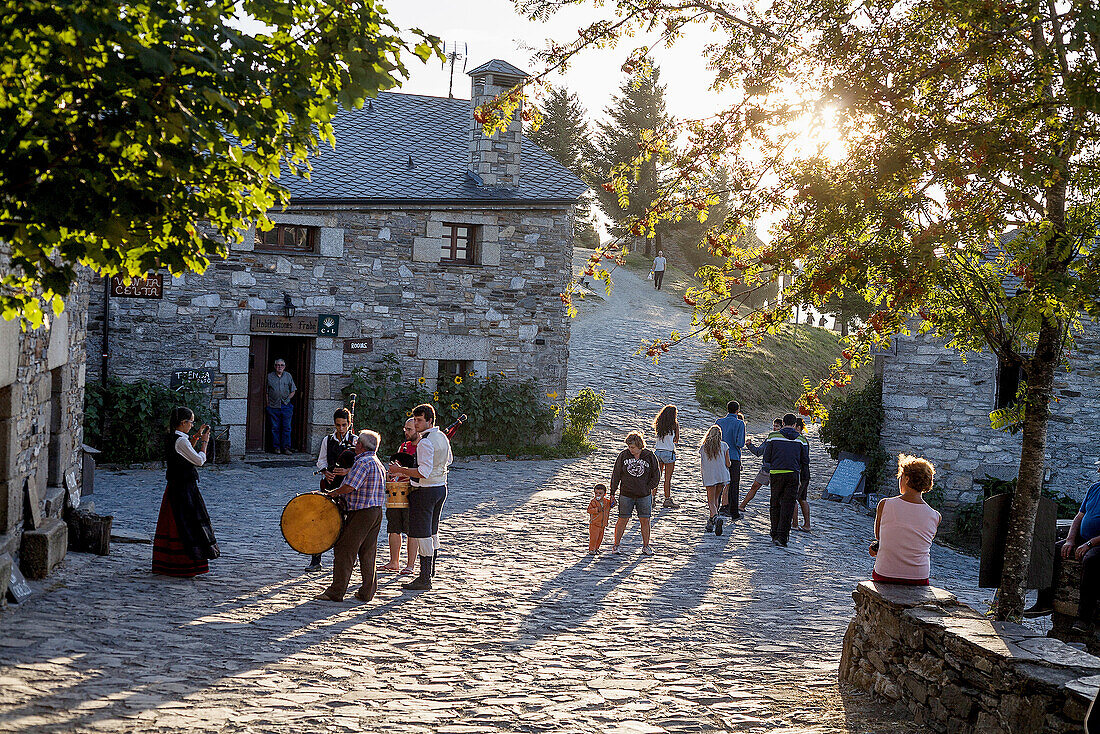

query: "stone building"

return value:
[0, 268, 91, 600]
[86, 59, 587, 457]
[877, 311, 1100, 508]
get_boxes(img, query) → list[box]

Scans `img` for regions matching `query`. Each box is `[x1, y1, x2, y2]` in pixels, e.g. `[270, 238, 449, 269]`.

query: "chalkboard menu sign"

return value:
[170, 369, 214, 388]
[110, 274, 163, 299]
[823, 452, 868, 502]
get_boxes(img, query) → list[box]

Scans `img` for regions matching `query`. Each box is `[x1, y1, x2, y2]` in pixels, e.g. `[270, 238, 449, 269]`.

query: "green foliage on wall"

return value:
[819, 377, 888, 489]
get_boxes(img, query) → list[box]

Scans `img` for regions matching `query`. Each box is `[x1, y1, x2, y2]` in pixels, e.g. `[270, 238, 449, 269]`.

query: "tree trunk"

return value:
[993, 319, 1059, 619]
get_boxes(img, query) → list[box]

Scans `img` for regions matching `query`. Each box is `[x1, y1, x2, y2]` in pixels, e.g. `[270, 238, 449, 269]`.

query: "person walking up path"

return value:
[739, 418, 783, 514]
[610, 431, 661, 555]
[762, 414, 810, 547]
[792, 416, 811, 532]
[699, 425, 731, 536]
[716, 401, 745, 519]
[652, 404, 680, 509]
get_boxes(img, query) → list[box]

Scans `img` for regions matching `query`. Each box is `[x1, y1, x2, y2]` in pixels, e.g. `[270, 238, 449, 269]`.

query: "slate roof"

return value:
[280, 92, 588, 205]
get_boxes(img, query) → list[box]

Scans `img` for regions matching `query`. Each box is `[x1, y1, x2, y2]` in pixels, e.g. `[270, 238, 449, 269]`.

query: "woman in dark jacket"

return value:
[152, 407, 220, 577]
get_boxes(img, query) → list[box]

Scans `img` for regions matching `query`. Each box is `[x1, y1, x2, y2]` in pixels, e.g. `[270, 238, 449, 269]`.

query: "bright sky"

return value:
[386, 1, 723, 122]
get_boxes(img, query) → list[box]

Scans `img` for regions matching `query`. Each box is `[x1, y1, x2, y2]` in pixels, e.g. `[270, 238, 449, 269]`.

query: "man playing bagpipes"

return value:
[308, 406, 356, 572]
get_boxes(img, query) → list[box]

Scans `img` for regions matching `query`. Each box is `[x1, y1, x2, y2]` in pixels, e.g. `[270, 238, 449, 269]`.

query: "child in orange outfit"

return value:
[587, 483, 612, 553]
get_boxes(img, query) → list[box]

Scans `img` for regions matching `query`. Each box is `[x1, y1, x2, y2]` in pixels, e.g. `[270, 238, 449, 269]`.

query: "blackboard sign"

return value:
[6, 565, 31, 604]
[110, 274, 163, 299]
[170, 369, 214, 388]
[823, 452, 868, 502]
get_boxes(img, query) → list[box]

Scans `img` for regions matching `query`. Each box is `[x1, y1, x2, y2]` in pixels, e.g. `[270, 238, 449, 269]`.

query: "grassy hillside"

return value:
[694, 324, 870, 420]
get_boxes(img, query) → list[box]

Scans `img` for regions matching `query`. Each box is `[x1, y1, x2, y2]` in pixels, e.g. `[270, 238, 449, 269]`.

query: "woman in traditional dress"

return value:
[152, 407, 220, 577]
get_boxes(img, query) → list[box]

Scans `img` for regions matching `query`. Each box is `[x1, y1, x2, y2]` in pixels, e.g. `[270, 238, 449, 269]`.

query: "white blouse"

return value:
[174, 430, 207, 467]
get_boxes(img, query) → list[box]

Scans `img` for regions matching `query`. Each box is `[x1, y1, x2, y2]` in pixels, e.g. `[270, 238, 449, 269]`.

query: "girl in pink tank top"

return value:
[871, 455, 941, 585]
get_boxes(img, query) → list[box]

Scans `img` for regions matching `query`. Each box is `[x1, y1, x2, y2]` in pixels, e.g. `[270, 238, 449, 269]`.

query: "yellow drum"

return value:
[385, 481, 409, 509]
[280, 494, 344, 555]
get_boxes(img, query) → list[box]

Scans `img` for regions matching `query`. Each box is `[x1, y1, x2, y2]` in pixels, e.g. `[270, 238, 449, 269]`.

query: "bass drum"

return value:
[280, 494, 344, 555]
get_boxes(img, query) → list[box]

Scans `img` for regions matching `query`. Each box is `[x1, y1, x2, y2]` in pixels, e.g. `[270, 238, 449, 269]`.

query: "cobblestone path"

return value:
[1, 258, 996, 733]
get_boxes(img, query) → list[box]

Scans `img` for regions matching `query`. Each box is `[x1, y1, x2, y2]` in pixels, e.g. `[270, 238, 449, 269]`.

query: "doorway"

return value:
[246, 335, 312, 453]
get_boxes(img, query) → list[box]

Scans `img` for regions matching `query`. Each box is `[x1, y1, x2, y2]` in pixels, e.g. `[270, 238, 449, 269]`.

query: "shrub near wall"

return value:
[343, 355, 555, 453]
[820, 377, 888, 489]
[84, 378, 217, 463]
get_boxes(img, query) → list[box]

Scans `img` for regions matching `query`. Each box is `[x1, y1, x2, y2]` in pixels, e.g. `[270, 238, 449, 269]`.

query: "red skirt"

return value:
[152, 491, 209, 577]
[872, 569, 928, 586]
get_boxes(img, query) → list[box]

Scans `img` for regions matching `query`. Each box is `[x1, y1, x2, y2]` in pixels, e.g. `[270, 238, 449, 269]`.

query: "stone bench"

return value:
[839, 581, 1100, 733]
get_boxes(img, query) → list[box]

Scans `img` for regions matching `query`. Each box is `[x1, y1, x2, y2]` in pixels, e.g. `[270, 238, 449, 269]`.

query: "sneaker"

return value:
[718, 505, 730, 517]
[705, 517, 715, 533]
[730, 511, 741, 520]
[304, 563, 323, 573]
[714, 517, 724, 536]
[663, 498, 678, 509]
[642, 546, 655, 556]
[612, 545, 621, 554]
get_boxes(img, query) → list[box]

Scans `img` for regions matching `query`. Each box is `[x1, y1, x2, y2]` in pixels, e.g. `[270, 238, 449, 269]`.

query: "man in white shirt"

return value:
[652, 251, 667, 290]
[388, 403, 452, 591]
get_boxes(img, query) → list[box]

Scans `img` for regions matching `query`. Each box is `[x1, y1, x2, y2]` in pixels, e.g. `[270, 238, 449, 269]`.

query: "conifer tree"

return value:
[529, 86, 599, 248]
[592, 66, 672, 256]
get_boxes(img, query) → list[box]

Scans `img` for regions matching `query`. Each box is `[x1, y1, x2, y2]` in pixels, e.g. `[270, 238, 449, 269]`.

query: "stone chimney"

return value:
[467, 59, 528, 189]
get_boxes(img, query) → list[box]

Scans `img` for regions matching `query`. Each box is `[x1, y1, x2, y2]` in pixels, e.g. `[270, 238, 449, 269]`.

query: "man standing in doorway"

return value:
[652, 250, 667, 290]
[389, 403, 452, 592]
[266, 358, 297, 454]
[762, 413, 810, 547]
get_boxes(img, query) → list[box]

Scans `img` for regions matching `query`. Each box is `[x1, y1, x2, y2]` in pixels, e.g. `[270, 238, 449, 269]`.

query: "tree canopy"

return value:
[0, 0, 438, 326]
[519, 0, 1100, 618]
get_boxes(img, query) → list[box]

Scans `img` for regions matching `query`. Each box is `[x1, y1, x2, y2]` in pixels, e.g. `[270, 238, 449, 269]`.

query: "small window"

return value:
[441, 224, 477, 264]
[438, 360, 471, 381]
[255, 224, 317, 253]
[995, 359, 1025, 410]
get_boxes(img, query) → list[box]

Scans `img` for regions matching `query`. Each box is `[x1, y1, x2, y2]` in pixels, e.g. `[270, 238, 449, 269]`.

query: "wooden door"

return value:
[246, 336, 269, 452]
[291, 338, 311, 452]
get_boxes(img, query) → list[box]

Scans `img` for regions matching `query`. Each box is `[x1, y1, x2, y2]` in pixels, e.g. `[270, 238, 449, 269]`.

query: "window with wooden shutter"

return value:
[441, 224, 477, 264]
[255, 224, 318, 253]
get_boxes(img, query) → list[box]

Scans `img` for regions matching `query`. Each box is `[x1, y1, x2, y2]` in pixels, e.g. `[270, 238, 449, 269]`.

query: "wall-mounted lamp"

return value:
[283, 292, 296, 318]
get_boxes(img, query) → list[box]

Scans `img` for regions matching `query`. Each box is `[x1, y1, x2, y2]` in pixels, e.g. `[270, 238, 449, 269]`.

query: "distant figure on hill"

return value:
[651, 250, 667, 290]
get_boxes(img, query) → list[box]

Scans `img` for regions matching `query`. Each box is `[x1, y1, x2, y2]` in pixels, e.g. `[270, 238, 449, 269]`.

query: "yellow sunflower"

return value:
[451, 402, 459, 410]
[454, 376, 463, 385]
[468, 370, 477, 377]
[547, 391, 558, 399]
[433, 392, 440, 401]
[406, 411, 412, 417]
[417, 377, 426, 385]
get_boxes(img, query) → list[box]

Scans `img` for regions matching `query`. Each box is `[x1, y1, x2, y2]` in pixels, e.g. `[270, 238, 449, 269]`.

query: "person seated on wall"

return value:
[869, 455, 941, 586]
[1025, 459, 1100, 634]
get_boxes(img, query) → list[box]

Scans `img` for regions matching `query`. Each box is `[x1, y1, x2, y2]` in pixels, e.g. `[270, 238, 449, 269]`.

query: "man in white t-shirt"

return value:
[652, 251, 667, 290]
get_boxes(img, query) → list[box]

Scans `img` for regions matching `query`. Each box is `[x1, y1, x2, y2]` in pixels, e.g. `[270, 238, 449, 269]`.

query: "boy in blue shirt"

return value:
[716, 401, 746, 519]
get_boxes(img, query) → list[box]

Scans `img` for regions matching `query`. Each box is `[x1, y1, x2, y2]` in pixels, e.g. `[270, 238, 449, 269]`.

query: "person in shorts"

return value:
[792, 416, 811, 531]
[739, 417, 783, 513]
[609, 431, 661, 555]
[381, 417, 419, 575]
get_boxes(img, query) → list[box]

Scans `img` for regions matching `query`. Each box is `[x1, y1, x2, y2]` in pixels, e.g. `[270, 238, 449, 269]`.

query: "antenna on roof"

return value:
[443, 41, 468, 99]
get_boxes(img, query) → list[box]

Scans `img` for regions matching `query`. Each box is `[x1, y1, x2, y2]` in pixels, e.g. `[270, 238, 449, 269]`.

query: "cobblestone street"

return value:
[1, 261, 999, 733]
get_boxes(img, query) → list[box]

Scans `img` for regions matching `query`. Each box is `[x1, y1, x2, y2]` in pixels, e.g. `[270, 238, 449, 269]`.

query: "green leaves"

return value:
[0, 0, 442, 325]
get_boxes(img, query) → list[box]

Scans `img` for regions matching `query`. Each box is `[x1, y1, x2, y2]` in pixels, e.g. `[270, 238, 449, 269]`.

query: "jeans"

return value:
[618, 494, 653, 519]
[769, 473, 798, 545]
[266, 403, 293, 450]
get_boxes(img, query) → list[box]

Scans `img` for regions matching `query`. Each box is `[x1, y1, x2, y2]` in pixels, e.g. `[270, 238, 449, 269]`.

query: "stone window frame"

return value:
[440, 223, 478, 265]
[413, 213, 500, 266]
[438, 359, 472, 381]
[237, 213, 344, 258]
[254, 224, 319, 254]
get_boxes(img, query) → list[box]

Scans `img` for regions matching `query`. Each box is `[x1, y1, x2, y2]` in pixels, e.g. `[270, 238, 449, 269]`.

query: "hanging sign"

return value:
[250, 314, 318, 335]
[317, 314, 340, 337]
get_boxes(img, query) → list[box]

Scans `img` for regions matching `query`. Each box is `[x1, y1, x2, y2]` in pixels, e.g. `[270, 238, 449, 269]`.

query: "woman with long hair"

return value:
[699, 425, 731, 535]
[652, 404, 680, 509]
[152, 406, 220, 577]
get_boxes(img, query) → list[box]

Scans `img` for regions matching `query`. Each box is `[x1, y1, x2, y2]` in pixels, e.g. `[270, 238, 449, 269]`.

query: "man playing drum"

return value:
[316, 430, 387, 603]
[389, 403, 452, 592]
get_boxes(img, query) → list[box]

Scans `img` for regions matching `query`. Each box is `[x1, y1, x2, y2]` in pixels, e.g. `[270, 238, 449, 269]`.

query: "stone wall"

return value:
[877, 322, 1100, 506]
[0, 267, 91, 599]
[86, 203, 573, 457]
[839, 581, 1099, 733]
[1050, 555, 1100, 655]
